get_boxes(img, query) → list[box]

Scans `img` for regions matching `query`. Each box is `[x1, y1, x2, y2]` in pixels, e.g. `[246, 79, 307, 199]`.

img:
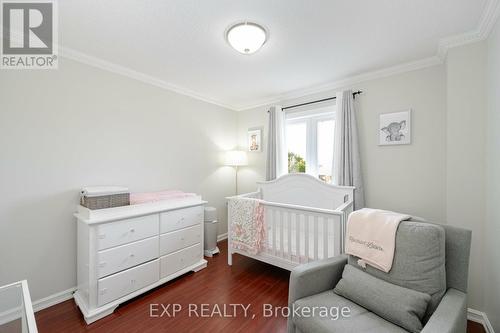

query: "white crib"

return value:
[227, 174, 354, 271]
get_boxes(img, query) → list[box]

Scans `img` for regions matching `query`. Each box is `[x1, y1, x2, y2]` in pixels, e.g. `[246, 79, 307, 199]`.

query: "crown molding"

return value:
[241, 0, 500, 111]
[56, 0, 499, 112]
[235, 56, 443, 111]
[59, 47, 239, 111]
[478, 0, 500, 39]
[437, 30, 483, 60]
[438, 0, 500, 60]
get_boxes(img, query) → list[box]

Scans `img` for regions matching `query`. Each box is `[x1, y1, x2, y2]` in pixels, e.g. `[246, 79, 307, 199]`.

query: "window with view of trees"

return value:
[288, 152, 306, 173]
[286, 107, 335, 183]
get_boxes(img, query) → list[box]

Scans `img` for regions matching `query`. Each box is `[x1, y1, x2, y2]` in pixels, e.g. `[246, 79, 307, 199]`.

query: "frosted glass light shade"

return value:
[226, 22, 267, 54]
[225, 150, 248, 166]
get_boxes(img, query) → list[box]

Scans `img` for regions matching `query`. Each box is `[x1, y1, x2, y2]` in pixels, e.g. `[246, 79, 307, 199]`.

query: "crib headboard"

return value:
[257, 174, 354, 210]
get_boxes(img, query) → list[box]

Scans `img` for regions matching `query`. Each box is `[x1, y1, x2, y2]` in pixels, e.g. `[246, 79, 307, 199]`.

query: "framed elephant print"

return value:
[379, 110, 411, 145]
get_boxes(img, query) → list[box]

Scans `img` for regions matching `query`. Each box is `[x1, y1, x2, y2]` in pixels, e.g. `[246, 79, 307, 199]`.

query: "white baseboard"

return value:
[0, 287, 75, 325]
[468, 308, 495, 333]
[217, 233, 228, 242]
[32, 287, 76, 312]
[0, 307, 23, 326]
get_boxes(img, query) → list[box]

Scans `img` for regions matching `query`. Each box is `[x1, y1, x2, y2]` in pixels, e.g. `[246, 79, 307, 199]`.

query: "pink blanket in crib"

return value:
[130, 190, 196, 205]
[228, 198, 265, 255]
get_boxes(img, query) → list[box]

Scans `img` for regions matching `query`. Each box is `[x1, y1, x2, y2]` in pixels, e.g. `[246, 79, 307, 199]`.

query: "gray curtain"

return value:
[266, 106, 287, 180]
[333, 90, 365, 209]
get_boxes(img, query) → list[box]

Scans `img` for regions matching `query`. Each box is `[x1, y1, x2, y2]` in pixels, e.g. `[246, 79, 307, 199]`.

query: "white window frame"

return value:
[286, 106, 335, 178]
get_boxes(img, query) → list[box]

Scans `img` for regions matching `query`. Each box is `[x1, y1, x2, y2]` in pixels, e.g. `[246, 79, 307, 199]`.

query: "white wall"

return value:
[237, 65, 448, 222]
[0, 58, 237, 301]
[238, 16, 500, 331]
[236, 29, 500, 325]
[485, 18, 500, 332]
[237, 59, 493, 312]
[445, 42, 487, 310]
[0, 35, 497, 323]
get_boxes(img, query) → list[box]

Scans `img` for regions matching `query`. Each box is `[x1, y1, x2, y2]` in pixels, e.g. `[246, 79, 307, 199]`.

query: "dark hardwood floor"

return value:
[33, 240, 485, 333]
[468, 321, 487, 333]
[35, 240, 289, 333]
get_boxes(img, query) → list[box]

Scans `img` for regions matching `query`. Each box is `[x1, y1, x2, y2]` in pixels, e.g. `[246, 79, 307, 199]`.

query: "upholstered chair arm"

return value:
[288, 255, 347, 306]
[421, 288, 467, 333]
[287, 255, 347, 333]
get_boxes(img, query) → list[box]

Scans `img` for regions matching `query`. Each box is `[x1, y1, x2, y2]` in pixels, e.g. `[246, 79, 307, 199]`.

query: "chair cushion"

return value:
[334, 265, 430, 333]
[293, 291, 408, 333]
[348, 220, 446, 320]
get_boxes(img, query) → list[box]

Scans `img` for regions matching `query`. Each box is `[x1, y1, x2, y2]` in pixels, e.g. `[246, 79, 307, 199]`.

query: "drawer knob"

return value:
[181, 237, 185, 241]
[131, 279, 136, 284]
[100, 288, 107, 295]
[130, 228, 135, 233]
[99, 262, 106, 268]
[130, 253, 135, 257]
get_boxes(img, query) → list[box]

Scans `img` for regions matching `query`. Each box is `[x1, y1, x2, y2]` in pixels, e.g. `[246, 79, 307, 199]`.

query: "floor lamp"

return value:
[225, 150, 248, 195]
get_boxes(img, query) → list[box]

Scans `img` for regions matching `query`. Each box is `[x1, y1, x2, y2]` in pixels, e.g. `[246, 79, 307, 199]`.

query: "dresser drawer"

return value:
[97, 236, 159, 278]
[97, 214, 159, 250]
[160, 243, 201, 278]
[160, 206, 203, 233]
[160, 225, 201, 256]
[97, 259, 159, 307]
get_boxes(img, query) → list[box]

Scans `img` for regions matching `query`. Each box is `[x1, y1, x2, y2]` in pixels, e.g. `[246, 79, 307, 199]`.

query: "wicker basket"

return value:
[81, 193, 130, 210]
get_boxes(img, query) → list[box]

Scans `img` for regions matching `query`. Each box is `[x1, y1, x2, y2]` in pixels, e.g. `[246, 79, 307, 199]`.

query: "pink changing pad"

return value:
[130, 190, 196, 205]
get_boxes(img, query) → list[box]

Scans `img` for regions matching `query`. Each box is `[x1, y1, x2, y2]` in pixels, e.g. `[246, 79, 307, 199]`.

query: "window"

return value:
[286, 121, 306, 173]
[286, 107, 335, 182]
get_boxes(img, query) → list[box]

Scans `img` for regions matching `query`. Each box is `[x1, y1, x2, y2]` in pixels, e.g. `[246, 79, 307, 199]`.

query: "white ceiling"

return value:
[60, 0, 492, 110]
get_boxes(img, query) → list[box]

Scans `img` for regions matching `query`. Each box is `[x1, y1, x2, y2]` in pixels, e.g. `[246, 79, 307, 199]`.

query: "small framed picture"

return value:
[248, 128, 262, 152]
[379, 110, 411, 145]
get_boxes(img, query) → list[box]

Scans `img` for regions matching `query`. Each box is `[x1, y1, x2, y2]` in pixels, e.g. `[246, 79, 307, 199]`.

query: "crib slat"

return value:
[304, 215, 309, 262]
[287, 212, 292, 261]
[264, 206, 269, 254]
[279, 210, 284, 258]
[333, 216, 341, 256]
[295, 213, 300, 263]
[272, 209, 277, 256]
[314, 216, 319, 260]
[323, 218, 328, 259]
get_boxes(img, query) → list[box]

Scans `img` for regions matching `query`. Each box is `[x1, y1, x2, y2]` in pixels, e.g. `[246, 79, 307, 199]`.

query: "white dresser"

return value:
[73, 197, 207, 324]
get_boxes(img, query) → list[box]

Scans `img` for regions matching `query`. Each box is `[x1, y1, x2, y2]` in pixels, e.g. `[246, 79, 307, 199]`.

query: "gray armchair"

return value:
[288, 221, 471, 333]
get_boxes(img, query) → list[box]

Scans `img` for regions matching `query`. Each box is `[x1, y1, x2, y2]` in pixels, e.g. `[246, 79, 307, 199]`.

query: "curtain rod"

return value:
[268, 91, 363, 112]
[282, 90, 363, 110]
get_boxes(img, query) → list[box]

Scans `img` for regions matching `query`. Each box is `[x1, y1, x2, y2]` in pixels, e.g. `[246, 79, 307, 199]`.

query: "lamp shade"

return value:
[225, 150, 248, 166]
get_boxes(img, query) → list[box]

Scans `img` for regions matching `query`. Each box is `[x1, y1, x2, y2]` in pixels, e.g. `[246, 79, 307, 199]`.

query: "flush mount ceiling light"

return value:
[226, 22, 267, 54]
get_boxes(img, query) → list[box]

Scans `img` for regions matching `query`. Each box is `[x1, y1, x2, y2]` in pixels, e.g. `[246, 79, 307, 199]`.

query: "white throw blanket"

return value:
[345, 208, 411, 272]
[229, 198, 265, 255]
